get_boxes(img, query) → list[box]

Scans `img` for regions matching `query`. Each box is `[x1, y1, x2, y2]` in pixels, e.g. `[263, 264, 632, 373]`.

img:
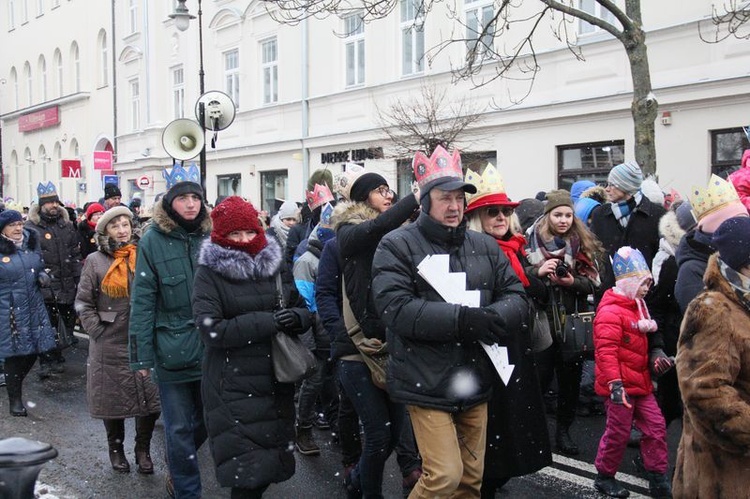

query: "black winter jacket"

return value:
[334, 194, 419, 342]
[25, 204, 82, 304]
[192, 237, 311, 490]
[77, 220, 98, 260]
[316, 237, 353, 359]
[674, 229, 714, 314]
[372, 213, 529, 412]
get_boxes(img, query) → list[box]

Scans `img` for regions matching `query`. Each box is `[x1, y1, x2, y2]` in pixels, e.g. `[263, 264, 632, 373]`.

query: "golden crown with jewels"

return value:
[689, 174, 741, 221]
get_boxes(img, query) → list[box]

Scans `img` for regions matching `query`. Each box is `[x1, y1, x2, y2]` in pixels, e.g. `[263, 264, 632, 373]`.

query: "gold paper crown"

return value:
[689, 174, 741, 221]
[464, 164, 507, 205]
[334, 163, 366, 201]
[305, 183, 335, 211]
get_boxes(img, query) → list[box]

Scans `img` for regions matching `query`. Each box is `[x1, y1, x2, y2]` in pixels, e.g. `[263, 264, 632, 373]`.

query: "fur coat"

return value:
[674, 254, 750, 498]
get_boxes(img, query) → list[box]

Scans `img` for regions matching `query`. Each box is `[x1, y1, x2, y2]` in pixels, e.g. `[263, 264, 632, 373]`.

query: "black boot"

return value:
[555, 425, 579, 456]
[647, 472, 672, 498]
[6, 374, 27, 417]
[103, 419, 130, 473]
[295, 424, 321, 456]
[134, 413, 159, 474]
[594, 474, 630, 498]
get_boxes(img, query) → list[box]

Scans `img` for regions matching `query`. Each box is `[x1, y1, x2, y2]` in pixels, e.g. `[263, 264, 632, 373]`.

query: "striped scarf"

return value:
[718, 258, 750, 312]
[611, 191, 642, 228]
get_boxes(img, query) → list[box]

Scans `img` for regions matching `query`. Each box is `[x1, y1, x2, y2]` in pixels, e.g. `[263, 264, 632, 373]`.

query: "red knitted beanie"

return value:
[210, 196, 267, 255]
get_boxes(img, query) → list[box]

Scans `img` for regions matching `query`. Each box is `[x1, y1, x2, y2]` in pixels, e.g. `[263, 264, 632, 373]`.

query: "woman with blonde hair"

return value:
[75, 206, 161, 474]
[526, 189, 603, 456]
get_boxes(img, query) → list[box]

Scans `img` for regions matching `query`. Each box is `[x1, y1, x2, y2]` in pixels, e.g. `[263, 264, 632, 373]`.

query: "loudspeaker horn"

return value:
[162, 119, 205, 161]
[195, 91, 236, 131]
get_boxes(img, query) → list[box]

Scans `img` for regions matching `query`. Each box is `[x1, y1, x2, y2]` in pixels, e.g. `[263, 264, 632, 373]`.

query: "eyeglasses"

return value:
[485, 206, 514, 218]
[372, 186, 394, 198]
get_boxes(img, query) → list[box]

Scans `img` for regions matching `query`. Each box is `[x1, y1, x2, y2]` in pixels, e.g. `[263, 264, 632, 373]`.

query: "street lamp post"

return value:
[170, 0, 207, 194]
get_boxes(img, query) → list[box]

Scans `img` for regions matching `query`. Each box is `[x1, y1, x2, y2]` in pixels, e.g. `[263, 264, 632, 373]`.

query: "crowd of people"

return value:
[1, 144, 750, 499]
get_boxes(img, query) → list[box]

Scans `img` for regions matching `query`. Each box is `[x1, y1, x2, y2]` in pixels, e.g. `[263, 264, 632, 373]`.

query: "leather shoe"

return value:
[108, 447, 130, 473]
[594, 474, 630, 498]
[135, 448, 154, 474]
[555, 427, 579, 456]
[9, 398, 27, 417]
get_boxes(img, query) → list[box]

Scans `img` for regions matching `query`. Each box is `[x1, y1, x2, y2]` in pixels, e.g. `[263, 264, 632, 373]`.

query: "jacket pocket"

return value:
[159, 274, 189, 311]
[156, 327, 203, 371]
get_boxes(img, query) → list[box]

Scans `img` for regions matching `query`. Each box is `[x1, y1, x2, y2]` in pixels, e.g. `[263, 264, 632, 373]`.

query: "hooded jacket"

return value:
[674, 229, 714, 314]
[75, 231, 160, 418]
[25, 203, 82, 304]
[191, 237, 309, 490]
[0, 229, 57, 358]
[674, 254, 750, 498]
[128, 201, 211, 383]
[372, 212, 528, 411]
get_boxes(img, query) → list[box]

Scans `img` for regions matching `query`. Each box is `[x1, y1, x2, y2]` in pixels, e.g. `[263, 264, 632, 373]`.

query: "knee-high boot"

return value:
[134, 413, 159, 474]
[103, 419, 130, 473]
[4, 354, 35, 417]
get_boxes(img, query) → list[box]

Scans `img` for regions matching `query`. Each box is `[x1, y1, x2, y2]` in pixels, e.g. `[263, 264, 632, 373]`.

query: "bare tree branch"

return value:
[699, 0, 750, 43]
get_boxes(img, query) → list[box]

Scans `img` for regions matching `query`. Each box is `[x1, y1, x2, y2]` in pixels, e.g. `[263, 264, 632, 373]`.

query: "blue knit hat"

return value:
[571, 180, 596, 203]
[713, 216, 750, 271]
[574, 197, 601, 227]
[608, 162, 643, 194]
[0, 210, 23, 232]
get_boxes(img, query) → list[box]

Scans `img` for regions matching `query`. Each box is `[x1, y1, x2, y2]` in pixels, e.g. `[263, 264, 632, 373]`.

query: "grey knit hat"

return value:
[608, 161, 643, 194]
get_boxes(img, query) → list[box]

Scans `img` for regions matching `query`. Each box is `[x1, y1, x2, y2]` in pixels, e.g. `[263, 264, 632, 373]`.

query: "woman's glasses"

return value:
[372, 186, 394, 198]
[485, 206, 514, 218]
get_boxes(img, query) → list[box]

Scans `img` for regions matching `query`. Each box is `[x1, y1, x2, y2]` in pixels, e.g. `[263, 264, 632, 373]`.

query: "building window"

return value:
[51, 0, 59, 7]
[10, 67, 18, 109]
[711, 127, 750, 179]
[557, 140, 625, 190]
[71, 42, 80, 92]
[401, 0, 424, 76]
[24, 61, 32, 106]
[260, 170, 288, 214]
[261, 38, 278, 104]
[99, 30, 108, 87]
[128, 0, 138, 34]
[38, 55, 46, 102]
[224, 49, 240, 108]
[37, 0, 43, 16]
[130, 79, 140, 131]
[344, 13, 365, 87]
[465, 0, 495, 61]
[22, 0, 28, 23]
[578, 0, 618, 34]
[8, 0, 15, 29]
[217, 174, 242, 201]
[54, 48, 63, 97]
[172, 66, 185, 119]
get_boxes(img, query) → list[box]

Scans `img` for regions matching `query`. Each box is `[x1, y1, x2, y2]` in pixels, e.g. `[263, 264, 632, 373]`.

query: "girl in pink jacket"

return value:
[592, 246, 671, 498]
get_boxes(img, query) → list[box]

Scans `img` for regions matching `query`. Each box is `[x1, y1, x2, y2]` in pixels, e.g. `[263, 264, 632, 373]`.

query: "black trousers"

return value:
[40, 302, 76, 364]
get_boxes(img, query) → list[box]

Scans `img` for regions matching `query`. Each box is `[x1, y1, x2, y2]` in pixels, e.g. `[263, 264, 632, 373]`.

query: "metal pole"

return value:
[198, 0, 207, 195]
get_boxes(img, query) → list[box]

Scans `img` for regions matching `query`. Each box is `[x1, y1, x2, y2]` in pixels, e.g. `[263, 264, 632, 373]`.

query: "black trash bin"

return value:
[0, 437, 58, 499]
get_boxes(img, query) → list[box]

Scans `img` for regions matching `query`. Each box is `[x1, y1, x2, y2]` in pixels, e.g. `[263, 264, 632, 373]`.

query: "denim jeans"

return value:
[159, 380, 207, 499]
[338, 360, 405, 498]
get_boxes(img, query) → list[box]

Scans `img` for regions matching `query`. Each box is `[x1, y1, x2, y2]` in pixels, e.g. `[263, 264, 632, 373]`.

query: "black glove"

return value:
[608, 380, 632, 409]
[37, 272, 51, 288]
[649, 348, 675, 377]
[460, 307, 506, 345]
[273, 309, 304, 335]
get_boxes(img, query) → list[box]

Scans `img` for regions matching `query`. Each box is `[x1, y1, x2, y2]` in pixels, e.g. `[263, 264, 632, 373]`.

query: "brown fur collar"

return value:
[150, 199, 212, 235]
[659, 210, 686, 249]
[332, 200, 380, 230]
[27, 202, 71, 225]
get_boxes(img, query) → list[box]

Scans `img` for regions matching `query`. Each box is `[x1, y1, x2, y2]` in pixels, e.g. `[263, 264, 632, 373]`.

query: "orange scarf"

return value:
[101, 244, 137, 298]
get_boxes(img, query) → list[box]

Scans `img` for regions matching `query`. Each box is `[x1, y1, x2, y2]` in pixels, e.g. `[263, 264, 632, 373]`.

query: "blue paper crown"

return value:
[320, 202, 334, 226]
[163, 163, 201, 189]
[612, 247, 650, 280]
[37, 181, 57, 198]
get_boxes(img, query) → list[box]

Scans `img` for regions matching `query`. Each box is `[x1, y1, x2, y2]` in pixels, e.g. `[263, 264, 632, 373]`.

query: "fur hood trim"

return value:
[332, 200, 380, 230]
[0, 228, 39, 255]
[659, 210, 685, 249]
[151, 199, 212, 235]
[95, 231, 139, 256]
[581, 185, 608, 204]
[27, 202, 71, 225]
[198, 236, 282, 281]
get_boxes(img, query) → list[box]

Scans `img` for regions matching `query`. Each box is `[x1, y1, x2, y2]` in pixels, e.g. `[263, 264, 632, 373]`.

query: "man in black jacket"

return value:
[372, 146, 528, 498]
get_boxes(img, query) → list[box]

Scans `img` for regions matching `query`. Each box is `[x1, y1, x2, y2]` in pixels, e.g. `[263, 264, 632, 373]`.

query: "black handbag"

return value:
[551, 290, 594, 362]
[52, 304, 75, 350]
[271, 273, 317, 383]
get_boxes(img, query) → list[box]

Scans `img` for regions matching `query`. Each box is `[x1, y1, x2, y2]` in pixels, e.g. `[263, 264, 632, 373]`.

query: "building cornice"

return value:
[0, 92, 91, 121]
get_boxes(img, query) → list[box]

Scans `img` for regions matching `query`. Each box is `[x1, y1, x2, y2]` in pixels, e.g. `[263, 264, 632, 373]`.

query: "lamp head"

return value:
[169, 0, 195, 32]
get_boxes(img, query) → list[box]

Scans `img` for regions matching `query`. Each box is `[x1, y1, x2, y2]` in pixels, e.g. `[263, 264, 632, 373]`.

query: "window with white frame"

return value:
[10, 67, 19, 109]
[711, 127, 750, 179]
[51, 0, 59, 7]
[172, 66, 185, 118]
[224, 49, 240, 108]
[37, 0, 43, 16]
[99, 30, 108, 86]
[401, 0, 424, 76]
[22, 0, 28, 23]
[465, 0, 495, 61]
[344, 13, 365, 87]
[24, 61, 32, 106]
[72, 42, 80, 92]
[8, 0, 15, 29]
[38, 55, 47, 102]
[130, 79, 140, 131]
[557, 140, 625, 190]
[578, 0, 617, 34]
[128, 0, 138, 34]
[261, 38, 278, 104]
[54, 49, 63, 97]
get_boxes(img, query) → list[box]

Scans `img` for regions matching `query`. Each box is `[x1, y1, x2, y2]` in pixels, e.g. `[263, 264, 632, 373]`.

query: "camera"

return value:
[554, 260, 570, 278]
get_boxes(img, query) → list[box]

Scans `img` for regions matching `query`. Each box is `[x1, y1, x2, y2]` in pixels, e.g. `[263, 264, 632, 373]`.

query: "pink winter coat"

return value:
[593, 288, 653, 397]
[729, 150, 750, 212]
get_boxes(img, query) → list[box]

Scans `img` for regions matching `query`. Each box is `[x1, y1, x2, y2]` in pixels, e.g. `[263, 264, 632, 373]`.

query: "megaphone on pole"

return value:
[161, 119, 205, 161]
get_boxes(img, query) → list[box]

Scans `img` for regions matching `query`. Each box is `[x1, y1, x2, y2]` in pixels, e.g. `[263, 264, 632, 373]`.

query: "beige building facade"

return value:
[1, 1, 748, 211]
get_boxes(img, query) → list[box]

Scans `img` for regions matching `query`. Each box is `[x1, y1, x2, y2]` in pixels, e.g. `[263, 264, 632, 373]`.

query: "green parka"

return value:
[128, 201, 211, 383]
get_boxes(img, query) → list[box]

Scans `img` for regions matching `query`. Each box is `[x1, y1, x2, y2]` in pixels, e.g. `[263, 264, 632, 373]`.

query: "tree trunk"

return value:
[623, 1, 658, 177]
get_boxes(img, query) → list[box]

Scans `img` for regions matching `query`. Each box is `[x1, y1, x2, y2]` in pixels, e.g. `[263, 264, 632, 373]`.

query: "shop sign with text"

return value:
[18, 106, 60, 132]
